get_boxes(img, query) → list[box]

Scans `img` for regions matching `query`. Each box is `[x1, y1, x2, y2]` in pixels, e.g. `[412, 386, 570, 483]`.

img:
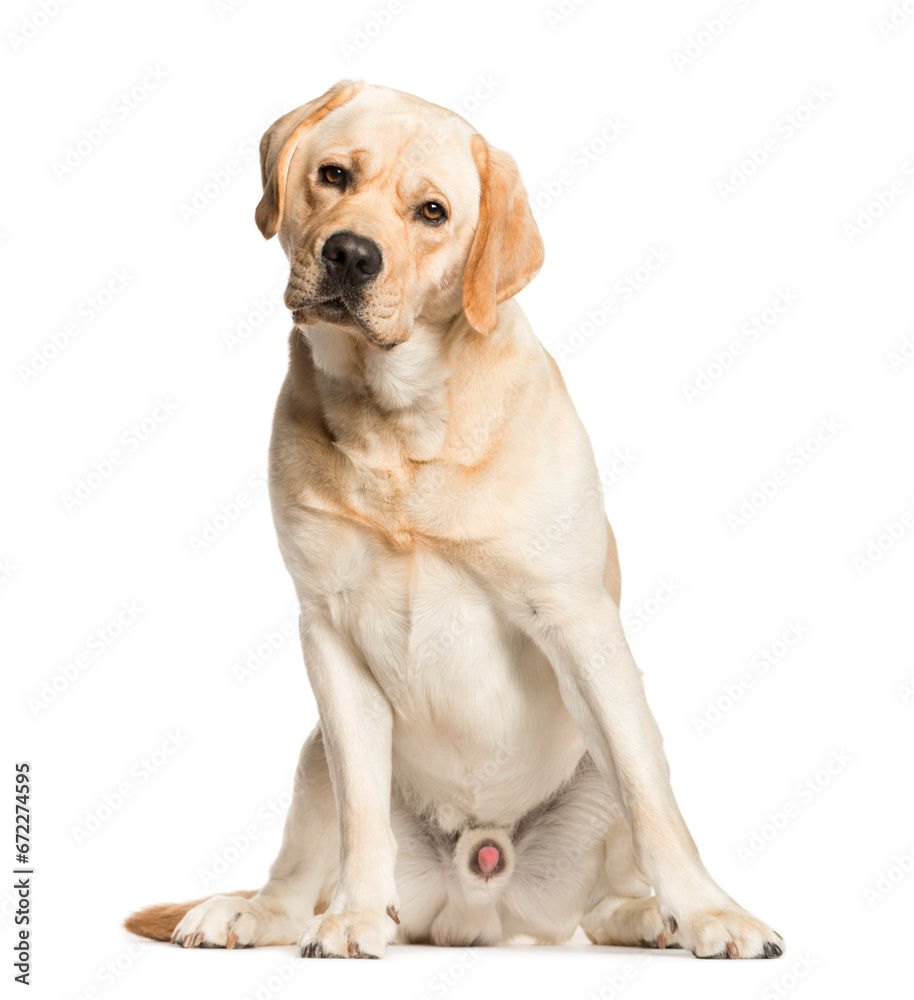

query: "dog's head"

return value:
[256, 81, 544, 349]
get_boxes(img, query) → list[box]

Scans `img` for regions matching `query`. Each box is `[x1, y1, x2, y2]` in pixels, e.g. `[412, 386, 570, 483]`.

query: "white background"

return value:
[3, 0, 913, 998]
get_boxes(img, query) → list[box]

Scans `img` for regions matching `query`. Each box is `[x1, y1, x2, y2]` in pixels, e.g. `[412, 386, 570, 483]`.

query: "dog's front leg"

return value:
[296, 612, 400, 958]
[522, 587, 783, 959]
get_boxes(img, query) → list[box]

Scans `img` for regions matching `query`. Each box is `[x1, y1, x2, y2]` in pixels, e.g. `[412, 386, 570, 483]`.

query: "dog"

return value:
[125, 81, 784, 960]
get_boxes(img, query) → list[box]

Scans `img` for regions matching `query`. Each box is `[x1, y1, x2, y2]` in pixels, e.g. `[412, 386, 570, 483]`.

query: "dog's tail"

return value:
[123, 890, 258, 941]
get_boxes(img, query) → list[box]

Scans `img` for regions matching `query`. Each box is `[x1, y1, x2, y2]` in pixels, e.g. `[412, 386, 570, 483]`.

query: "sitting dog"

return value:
[125, 81, 784, 960]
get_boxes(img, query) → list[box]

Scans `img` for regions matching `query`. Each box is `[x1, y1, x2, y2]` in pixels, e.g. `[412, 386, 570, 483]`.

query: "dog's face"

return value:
[255, 82, 544, 348]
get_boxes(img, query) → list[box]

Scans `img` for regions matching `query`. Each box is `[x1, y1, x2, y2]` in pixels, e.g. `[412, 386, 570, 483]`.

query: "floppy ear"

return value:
[255, 80, 363, 240]
[462, 133, 545, 335]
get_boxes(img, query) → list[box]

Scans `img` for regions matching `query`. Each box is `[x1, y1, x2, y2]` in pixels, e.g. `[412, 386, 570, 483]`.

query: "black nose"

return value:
[321, 231, 382, 286]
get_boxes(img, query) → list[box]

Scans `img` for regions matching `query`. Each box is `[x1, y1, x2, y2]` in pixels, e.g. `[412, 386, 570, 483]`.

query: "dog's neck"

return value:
[291, 313, 472, 467]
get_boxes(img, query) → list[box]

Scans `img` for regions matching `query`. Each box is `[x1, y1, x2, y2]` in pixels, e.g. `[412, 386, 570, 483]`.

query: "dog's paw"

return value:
[298, 906, 399, 959]
[583, 895, 680, 949]
[663, 904, 784, 959]
[172, 894, 267, 949]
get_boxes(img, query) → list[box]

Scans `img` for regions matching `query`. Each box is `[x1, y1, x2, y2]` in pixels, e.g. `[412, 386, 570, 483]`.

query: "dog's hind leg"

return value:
[129, 725, 339, 948]
[580, 809, 669, 949]
[581, 810, 678, 948]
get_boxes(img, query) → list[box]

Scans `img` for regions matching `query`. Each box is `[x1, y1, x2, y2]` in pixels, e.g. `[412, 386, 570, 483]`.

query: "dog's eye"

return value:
[319, 165, 347, 186]
[419, 202, 446, 224]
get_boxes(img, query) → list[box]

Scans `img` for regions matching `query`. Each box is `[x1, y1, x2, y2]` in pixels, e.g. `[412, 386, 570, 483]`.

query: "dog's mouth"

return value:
[314, 297, 349, 321]
[292, 296, 354, 327]
[290, 294, 401, 351]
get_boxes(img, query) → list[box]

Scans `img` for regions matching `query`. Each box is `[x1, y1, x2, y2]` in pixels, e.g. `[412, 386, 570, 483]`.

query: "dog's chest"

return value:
[309, 532, 512, 704]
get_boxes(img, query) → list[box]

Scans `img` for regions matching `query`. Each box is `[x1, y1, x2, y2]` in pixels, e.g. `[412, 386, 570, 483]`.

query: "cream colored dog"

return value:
[126, 81, 784, 960]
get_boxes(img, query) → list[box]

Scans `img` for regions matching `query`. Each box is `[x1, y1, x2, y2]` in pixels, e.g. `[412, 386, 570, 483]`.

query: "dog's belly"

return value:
[380, 553, 585, 830]
[301, 526, 586, 831]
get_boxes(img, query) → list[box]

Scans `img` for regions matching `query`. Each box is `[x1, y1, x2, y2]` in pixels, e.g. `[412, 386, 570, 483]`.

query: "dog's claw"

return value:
[227, 933, 238, 950]
[387, 904, 400, 925]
